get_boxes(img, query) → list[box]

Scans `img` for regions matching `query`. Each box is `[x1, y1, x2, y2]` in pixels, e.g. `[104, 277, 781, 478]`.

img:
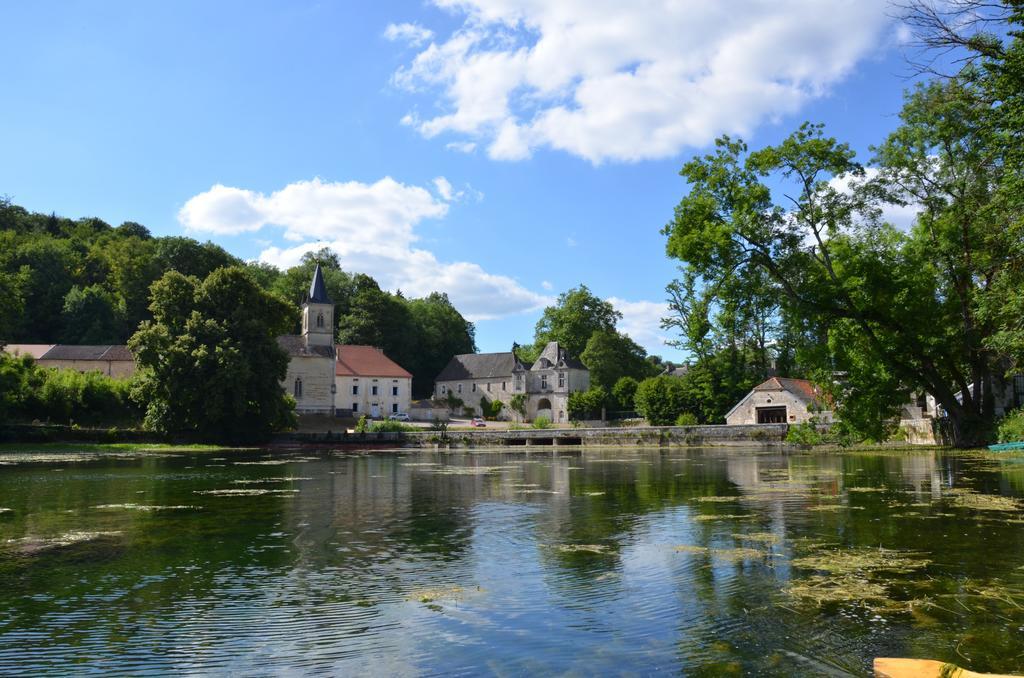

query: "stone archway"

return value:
[536, 398, 552, 422]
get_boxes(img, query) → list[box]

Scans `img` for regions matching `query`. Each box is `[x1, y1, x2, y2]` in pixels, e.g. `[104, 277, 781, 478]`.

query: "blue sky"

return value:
[1, 0, 919, 360]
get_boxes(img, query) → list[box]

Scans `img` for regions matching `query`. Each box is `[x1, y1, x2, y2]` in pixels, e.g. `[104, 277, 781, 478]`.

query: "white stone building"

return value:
[334, 345, 412, 419]
[725, 377, 833, 425]
[277, 264, 336, 415]
[433, 341, 590, 423]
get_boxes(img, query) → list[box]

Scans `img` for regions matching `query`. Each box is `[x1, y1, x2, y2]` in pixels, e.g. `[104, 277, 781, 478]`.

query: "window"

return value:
[293, 377, 303, 398]
[472, 383, 477, 392]
[352, 402, 358, 412]
[457, 384, 462, 394]
[392, 386, 399, 396]
[440, 385, 447, 394]
[487, 383, 491, 392]
[372, 385, 378, 396]
[502, 381, 506, 390]
[316, 311, 324, 328]
[516, 375, 522, 389]
[558, 372, 565, 388]
[392, 403, 398, 413]
[352, 385, 359, 395]
[541, 376, 548, 390]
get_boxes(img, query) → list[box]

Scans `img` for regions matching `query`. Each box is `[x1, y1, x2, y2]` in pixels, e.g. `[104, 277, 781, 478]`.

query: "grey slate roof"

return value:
[276, 335, 335, 358]
[42, 345, 134, 361]
[307, 263, 331, 304]
[530, 341, 586, 371]
[435, 352, 517, 381]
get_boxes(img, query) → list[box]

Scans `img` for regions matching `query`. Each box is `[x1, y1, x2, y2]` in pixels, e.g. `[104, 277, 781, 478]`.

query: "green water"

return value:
[1, 447, 1023, 676]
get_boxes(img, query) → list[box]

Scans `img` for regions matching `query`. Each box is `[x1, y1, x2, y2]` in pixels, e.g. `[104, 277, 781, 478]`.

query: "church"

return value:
[276, 263, 337, 415]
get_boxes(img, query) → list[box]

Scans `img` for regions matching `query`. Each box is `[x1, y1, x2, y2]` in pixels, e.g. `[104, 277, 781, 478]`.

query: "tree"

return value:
[129, 267, 297, 442]
[509, 393, 527, 421]
[612, 376, 639, 410]
[338, 274, 415, 370]
[407, 292, 476, 398]
[634, 376, 690, 426]
[533, 285, 621, 358]
[663, 86, 1019, 445]
[580, 329, 654, 391]
[60, 285, 123, 344]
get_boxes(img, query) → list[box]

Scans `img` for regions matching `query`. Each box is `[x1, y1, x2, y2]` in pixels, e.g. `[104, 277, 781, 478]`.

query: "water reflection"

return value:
[0, 447, 1022, 675]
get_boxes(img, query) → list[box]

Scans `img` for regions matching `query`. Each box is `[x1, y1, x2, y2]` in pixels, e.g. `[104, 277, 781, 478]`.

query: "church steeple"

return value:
[302, 263, 334, 347]
[308, 263, 331, 304]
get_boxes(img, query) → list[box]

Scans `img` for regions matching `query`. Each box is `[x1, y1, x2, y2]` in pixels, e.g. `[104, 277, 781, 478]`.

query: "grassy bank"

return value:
[0, 442, 253, 454]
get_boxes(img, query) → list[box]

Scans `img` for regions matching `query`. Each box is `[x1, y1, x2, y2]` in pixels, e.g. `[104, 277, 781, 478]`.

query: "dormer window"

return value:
[294, 377, 303, 398]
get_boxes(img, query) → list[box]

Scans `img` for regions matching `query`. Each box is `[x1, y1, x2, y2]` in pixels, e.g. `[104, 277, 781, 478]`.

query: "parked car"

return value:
[389, 412, 411, 421]
[471, 417, 487, 427]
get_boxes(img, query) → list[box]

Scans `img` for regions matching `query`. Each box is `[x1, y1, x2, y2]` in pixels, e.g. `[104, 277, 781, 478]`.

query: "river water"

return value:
[1, 446, 1023, 676]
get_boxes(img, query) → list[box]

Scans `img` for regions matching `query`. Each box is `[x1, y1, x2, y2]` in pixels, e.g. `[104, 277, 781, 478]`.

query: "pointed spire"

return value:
[308, 263, 331, 303]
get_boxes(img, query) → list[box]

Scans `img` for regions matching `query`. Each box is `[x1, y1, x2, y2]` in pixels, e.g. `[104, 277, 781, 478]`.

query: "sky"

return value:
[1, 0, 922, 361]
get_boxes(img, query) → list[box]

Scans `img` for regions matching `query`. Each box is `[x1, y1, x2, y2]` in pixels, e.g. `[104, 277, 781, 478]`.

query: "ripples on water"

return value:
[1, 447, 1024, 675]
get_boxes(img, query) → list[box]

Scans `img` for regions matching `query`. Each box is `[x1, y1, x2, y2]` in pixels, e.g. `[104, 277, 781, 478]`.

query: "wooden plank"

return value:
[874, 658, 1020, 678]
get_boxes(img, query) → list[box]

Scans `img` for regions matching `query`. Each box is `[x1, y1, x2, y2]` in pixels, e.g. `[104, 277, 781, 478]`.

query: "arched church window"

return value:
[316, 312, 325, 328]
[294, 377, 303, 399]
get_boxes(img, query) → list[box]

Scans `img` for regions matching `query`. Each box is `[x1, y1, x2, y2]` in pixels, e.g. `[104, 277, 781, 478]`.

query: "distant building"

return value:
[334, 345, 412, 418]
[434, 341, 590, 422]
[661, 363, 689, 378]
[3, 344, 135, 378]
[725, 377, 833, 425]
[276, 264, 336, 415]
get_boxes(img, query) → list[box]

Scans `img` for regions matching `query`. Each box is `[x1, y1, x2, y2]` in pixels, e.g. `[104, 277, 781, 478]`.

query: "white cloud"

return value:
[445, 140, 477, 153]
[828, 168, 921, 231]
[180, 178, 549, 321]
[541, 280, 553, 290]
[433, 176, 454, 201]
[565, 236, 577, 248]
[608, 297, 672, 356]
[384, 22, 435, 47]
[391, 0, 893, 163]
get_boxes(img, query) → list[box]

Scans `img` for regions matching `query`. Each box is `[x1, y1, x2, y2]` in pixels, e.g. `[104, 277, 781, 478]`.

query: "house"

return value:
[725, 377, 833, 425]
[3, 344, 136, 378]
[334, 345, 412, 418]
[276, 263, 336, 415]
[433, 341, 590, 422]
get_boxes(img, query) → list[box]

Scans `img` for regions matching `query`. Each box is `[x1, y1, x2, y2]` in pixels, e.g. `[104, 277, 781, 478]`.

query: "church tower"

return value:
[302, 263, 334, 348]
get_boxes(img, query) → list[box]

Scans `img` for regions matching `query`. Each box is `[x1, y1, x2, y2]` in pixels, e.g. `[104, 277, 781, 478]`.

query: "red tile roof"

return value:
[753, 377, 826, 405]
[335, 345, 412, 378]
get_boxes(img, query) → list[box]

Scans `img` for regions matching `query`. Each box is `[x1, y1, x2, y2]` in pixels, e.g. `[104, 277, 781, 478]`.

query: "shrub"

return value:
[368, 420, 417, 433]
[462, 406, 476, 418]
[786, 421, 824, 447]
[998, 409, 1024, 443]
[354, 415, 369, 433]
[675, 412, 698, 426]
[568, 386, 607, 421]
[479, 396, 503, 419]
[532, 416, 552, 429]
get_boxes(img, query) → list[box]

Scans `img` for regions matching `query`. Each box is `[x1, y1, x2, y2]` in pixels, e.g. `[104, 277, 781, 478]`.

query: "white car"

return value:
[389, 412, 411, 422]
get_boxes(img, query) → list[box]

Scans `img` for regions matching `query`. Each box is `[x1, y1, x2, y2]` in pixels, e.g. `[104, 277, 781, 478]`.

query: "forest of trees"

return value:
[0, 202, 475, 400]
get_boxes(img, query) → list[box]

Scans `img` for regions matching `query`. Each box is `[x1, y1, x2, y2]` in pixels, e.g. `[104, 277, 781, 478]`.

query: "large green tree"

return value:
[580, 329, 655, 391]
[532, 285, 621, 358]
[406, 292, 476, 397]
[129, 267, 297, 442]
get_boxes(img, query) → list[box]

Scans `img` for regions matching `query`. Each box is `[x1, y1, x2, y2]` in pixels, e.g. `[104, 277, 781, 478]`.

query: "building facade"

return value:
[334, 345, 412, 418]
[276, 264, 336, 415]
[725, 377, 833, 425]
[433, 342, 590, 422]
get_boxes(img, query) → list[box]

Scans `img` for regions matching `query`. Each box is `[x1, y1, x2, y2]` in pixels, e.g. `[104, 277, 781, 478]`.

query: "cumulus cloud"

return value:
[391, 0, 894, 163]
[180, 178, 549, 320]
[384, 22, 434, 47]
[608, 297, 672, 356]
